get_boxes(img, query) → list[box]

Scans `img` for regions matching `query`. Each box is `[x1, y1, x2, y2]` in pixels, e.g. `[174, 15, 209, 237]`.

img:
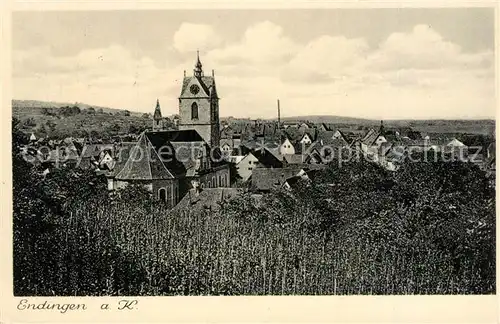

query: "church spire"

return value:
[153, 99, 163, 131]
[194, 50, 203, 77]
[154, 99, 162, 119]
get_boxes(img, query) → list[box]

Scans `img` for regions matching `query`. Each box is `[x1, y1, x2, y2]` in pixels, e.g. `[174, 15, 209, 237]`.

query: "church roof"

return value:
[146, 129, 205, 143]
[145, 130, 207, 177]
[115, 132, 175, 181]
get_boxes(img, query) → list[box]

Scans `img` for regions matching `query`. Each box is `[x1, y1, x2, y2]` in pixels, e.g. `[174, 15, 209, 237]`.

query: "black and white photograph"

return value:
[10, 7, 496, 298]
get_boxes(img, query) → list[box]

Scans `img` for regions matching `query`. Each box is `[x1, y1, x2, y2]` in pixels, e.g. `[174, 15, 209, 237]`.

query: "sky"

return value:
[12, 9, 496, 119]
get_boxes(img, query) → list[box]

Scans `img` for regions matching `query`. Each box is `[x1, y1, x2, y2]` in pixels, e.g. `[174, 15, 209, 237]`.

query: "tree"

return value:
[110, 123, 121, 134]
[128, 124, 139, 134]
[45, 120, 57, 134]
[23, 117, 37, 127]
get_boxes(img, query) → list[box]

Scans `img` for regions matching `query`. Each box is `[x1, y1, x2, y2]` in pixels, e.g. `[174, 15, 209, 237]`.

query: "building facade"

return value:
[178, 52, 220, 147]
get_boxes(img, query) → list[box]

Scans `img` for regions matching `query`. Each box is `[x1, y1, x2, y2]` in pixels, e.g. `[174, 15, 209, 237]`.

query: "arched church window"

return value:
[159, 188, 166, 202]
[191, 102, 198, 120]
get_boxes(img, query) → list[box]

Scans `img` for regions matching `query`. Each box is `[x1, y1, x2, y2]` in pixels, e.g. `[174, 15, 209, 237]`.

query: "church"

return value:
[108, 53, 230, 207]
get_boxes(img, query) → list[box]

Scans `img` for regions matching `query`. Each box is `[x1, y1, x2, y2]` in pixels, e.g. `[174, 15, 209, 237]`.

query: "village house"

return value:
[299, 132, 314, 145]
[279, 136, 296, 155]
[360, 123, 388, 154]
[220, 138, 233, 156]
[234, 151, 259, 181]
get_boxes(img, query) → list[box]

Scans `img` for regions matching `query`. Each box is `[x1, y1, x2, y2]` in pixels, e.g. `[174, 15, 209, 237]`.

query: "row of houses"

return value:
[221, 120, 496, 193]
[356, 123, 496, 172]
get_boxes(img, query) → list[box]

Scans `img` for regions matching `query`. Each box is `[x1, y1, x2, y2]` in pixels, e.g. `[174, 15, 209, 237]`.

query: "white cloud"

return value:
[13, 22, 495, 119]
[366, 24, 492, 71]
[173, 23, 222, 53]
[207, 21, 298, 66]
[282, 35, 369, 83]
[12, 45, 178, 114]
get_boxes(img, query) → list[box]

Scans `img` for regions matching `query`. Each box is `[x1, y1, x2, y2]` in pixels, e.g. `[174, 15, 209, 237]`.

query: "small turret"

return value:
[153, 99, 163, 131]
[194, 50, 203, 78]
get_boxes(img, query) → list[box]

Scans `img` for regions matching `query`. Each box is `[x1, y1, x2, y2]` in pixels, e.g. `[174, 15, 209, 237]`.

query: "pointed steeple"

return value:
[153, 99, 162, 120]
[194, 50, 203, 77]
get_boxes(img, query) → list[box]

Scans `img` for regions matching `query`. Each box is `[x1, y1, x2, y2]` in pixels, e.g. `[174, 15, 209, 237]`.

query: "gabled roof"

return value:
[377, 142, 393, 156]
[253, 147, 284, 168]
[81, 143, 114, 158]
[361, 128, 376, 142]
[252, 166, 305, 191]
[283, 154, 306, 164]
[220, 138, 233, 147]
[180, 76, 216, 98]
[447, 138, 466, 147]
[299, 132, 313, 142]
[361, 129, 383, 146]
[319, 123, 331, 131]
[115, 132, 175, 181]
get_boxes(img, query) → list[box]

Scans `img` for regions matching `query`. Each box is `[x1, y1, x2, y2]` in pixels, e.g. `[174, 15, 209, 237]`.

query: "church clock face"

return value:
[190, 84, 200, 95]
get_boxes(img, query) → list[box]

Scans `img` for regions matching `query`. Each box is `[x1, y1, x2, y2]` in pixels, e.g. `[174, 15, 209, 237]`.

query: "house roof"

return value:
[361, 129, 381, 146]
[252, 147, 284, 168]
[316, 131, 335, 142]
[220, 138, 233, 146]
[377, 142, 393, 156]
[284, 169, 320, 188]
[319, 123, 331, 131]
[282, 154, 306, 164]
[80, 144, 114, 158]
[251, 166, 305, 191]
[447, 138, 466, 147]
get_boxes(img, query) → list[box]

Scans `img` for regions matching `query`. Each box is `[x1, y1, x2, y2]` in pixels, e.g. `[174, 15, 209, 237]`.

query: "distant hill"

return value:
[274, 115, 495, 135]
[12, 99, 142, 117]
[279, 115, 375, 125]
[12, 100, 495, 138]
[11, 99, 177, 139]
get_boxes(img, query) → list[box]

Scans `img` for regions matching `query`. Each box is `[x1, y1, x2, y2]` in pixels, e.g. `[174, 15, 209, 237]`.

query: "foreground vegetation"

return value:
[13, 123, 495, 295]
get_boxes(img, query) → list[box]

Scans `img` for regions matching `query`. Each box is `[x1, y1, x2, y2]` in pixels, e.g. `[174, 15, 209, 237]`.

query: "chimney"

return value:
[184, 70, 186, 77]
[212, 69, 214, 77]
[277, 99, 281, 126]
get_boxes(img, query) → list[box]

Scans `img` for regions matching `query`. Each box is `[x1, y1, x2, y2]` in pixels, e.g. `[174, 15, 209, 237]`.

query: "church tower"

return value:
[178, 52, 220, 147]
[153, 99, 163, 131]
